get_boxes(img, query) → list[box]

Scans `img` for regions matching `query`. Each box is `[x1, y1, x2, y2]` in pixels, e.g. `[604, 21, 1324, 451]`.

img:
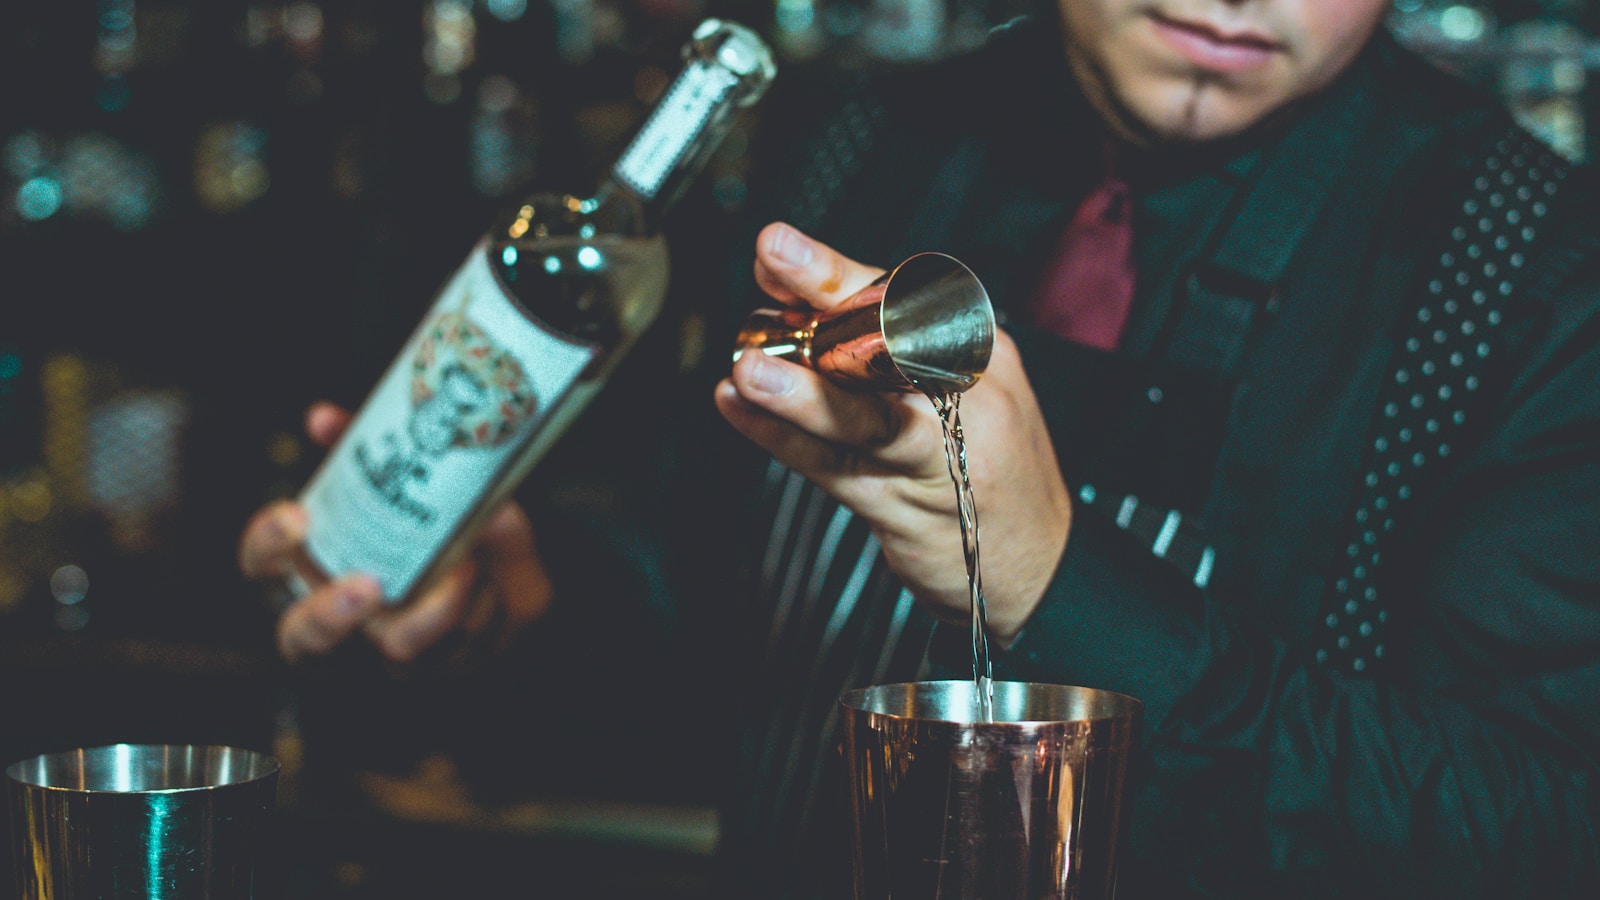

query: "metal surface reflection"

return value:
[840, 681, 1140, 900]
[7, 744, 279, 900]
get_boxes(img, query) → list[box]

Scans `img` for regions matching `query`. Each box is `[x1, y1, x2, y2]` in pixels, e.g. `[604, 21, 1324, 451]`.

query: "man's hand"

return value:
[714, 222, 1072, 641]
[238, 402, 553, 664]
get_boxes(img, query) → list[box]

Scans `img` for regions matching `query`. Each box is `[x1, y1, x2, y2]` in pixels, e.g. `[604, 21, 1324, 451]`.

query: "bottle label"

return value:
[611, 59, 741, 201]
[300, 242, 599, 600]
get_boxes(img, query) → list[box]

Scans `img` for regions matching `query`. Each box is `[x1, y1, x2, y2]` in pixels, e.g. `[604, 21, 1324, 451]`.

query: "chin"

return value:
[1145, 110, 1259, 143]
[1124, 83, 1278, 144]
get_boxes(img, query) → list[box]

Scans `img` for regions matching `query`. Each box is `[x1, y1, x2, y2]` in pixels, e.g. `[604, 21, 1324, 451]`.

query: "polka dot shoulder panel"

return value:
[1314, 128, 1571, 676]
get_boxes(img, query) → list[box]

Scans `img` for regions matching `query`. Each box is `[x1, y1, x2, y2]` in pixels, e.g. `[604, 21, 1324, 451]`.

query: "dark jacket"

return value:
[710, 15, 1600, 900]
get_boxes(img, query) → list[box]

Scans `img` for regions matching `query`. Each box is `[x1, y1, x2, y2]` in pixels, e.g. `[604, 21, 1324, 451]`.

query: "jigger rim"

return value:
[6, 743, 280, 795]
[878, 252, 995, 395]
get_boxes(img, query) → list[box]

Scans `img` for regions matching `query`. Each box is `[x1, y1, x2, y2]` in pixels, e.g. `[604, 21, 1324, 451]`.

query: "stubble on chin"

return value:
[1095, 75, 1221, 146]
[1066, 39, 1224, 147]
[1151, 76, 1223, 142]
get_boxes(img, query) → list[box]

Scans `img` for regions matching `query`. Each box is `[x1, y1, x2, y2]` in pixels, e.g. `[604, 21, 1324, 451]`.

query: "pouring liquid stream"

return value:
[929, 390, 994, 723]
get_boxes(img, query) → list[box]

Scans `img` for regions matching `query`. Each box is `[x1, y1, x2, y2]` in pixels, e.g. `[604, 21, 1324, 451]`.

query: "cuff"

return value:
[988, 507, 1215, 726]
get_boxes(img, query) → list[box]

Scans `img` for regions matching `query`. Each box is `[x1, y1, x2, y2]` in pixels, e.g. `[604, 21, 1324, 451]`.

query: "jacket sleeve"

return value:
[971, 249, 1600, 900]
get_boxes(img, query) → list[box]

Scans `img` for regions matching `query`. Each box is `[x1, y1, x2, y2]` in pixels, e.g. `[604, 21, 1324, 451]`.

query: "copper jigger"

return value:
[733, 252, 995, 394]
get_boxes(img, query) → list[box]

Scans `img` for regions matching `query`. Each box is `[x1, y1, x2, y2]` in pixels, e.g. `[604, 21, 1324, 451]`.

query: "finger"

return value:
[715, 377, 853, 480]
[305, 402, 352, 447]
[475, 503, 553, 631]
[362, 560, 480, 663]
[984, 327, 1027, 383]
[277, 574, 384, 663]
[239, 500, 307, 579]
[718, 351, 939, 471]
[714, 381, 941, 495]
[753, 222, 884, 310]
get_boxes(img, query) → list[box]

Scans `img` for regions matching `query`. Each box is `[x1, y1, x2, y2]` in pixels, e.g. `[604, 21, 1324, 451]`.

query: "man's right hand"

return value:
[237, 402, 553, 665]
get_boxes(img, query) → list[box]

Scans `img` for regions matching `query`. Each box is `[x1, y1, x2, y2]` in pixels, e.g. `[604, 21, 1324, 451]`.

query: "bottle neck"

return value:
[602, 48, 752, 227]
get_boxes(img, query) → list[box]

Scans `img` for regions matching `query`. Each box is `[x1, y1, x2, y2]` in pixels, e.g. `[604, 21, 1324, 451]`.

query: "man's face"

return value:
[1060, 0, 1391, 144]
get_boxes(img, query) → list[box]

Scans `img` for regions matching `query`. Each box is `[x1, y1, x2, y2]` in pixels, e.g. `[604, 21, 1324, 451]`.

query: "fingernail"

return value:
[771, 225, 813, 267]
[748, 355, 793, 395]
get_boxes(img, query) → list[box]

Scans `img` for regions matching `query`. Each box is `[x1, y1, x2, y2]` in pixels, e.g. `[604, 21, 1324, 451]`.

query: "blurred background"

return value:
[0, 0, 1596, 897]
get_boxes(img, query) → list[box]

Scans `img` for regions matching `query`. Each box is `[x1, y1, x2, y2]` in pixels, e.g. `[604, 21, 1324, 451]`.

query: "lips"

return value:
[1148, 12, 1283, 74]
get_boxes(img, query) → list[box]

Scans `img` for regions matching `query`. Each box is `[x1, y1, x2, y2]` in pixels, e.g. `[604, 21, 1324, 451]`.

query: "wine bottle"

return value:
[292, 19, 776, 602]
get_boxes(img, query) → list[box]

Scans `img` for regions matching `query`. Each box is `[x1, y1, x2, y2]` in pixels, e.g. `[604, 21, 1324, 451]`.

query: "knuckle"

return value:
[275, 622, 300, 661]
[866, 402, 901, 447]
[378, 631, 418, 663]
[826, 442, 868, 476]
[279, 615, 325, 662]
[363, 616, 413, 662]
[239, 502, 301, 575]
[817, 254, 847, 295]
[303, 607, 345, 648]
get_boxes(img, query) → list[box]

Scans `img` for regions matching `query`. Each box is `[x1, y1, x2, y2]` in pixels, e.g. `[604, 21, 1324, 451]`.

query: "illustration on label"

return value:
[411, 311, 539, 449]
[352, 309, 539, 526]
